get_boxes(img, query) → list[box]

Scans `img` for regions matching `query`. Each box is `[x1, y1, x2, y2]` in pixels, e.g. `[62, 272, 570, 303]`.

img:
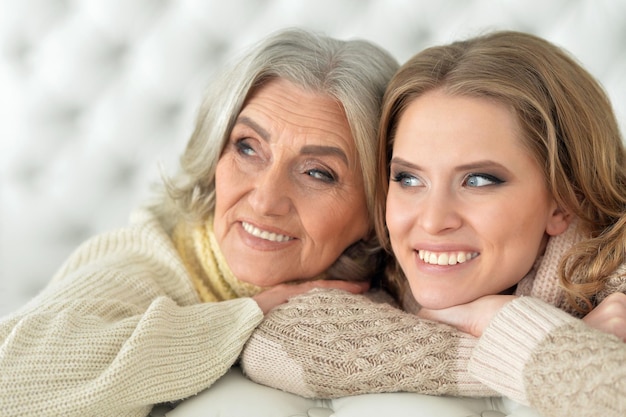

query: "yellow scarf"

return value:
[172, 215, 265, 302]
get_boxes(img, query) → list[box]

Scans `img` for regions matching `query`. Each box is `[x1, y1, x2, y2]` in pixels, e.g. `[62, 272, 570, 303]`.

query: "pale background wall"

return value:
[1, 0, 625, 317]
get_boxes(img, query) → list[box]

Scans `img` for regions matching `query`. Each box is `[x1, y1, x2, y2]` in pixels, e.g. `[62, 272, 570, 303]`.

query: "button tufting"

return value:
[1, 0, 625, 328]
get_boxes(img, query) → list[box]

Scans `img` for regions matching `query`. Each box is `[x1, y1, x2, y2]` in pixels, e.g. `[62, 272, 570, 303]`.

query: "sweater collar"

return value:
[173, 214, 265, 302]
[515, 218, 585, 314]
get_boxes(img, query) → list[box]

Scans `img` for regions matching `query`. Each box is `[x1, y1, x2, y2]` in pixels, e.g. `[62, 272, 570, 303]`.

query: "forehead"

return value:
[395, 90, 525, 152]
[239, 78, 356, 151]
[393, 91, 548, 179]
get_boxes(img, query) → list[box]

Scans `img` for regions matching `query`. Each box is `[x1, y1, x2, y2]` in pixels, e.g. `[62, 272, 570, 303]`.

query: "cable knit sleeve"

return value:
[0, 212, 264, 417]
[241, 258, 626, 416]
[241, 288, 496, 398]
[470, 296, 626, 417]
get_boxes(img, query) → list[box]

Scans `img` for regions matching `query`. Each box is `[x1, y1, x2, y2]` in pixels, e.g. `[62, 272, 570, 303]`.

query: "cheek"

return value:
[326, 197, 369, 237]
[385, 194, 413, 242]
[353, 205, 370, 239]
[501, 196, 553, 248]
[484, 206, 548, 283]
[213, 158, 244, 240]
[214, 158, 241, 208]
[304, 192, 369, 254]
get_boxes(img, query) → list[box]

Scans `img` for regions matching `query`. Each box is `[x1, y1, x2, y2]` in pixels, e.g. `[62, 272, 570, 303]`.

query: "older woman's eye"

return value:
[306, 168, 336, 183]
[235, 139, 256, 156]
[391, 172, 422, 187]
[464, 173, 503, 187]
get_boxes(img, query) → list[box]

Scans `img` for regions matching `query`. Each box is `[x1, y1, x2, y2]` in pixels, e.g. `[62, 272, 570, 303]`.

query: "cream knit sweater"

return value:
[0, 208, 264, 417]
[241, 223, 626, 417]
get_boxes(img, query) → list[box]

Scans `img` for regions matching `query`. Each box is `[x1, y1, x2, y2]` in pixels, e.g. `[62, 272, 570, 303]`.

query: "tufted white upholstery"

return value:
[162, 367, 543, 417]
[1, 0, 625, 316]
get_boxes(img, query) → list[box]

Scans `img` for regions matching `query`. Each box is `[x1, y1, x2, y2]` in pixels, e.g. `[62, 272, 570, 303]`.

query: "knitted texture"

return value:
[172, 215, 264, 302]
[471, 297, 626, 417]
[514, 219, 586, 315]
[242, 220, 626, 417]
[242, 289, 496, 398]
[525, 324, 626, 417]
[0, 208, 264, 417]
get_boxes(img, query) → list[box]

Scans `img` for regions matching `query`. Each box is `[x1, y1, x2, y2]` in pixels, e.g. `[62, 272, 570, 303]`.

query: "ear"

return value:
[545, 202, 572, 236]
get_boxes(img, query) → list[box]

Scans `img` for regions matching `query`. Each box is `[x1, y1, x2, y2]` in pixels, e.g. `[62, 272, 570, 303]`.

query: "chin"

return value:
[413, 291, 460, 310]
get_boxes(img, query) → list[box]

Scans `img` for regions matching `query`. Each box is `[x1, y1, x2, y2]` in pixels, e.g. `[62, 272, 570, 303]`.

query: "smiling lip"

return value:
[241, 221, 294, 243]
[418, 249, 479, 266]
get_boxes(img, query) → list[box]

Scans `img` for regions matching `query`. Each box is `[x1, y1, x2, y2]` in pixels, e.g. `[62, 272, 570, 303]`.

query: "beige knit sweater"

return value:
[0, 208, 264, 417]
[241, 223, 626, 417]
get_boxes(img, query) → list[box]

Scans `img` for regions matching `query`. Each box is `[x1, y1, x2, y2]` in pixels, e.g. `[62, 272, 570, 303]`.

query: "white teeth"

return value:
[419, 250, 478, 265]
[242, 222, 293, 242]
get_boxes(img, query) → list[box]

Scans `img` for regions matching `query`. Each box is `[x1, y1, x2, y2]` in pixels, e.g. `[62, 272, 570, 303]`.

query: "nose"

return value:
[247, 163, 292, 216]
[416, 187, 462, 235]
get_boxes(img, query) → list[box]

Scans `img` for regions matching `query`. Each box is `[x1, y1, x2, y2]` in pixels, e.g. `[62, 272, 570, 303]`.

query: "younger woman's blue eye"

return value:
[391, 172, 422, 187]
[464, 173, 503, 187]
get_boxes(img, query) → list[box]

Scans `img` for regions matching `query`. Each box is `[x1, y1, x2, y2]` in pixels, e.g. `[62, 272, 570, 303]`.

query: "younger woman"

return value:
[242, 30, 626, 417]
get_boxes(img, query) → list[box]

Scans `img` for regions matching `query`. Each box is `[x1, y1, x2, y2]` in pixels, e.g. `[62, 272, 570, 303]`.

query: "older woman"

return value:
[242, 30, 626, 417]
[0, 28, 398, 416]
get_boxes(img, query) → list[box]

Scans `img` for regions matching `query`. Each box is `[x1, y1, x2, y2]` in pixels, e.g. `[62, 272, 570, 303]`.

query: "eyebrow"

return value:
[390, 157, 509, 172]
[235, 115, 349, 166]
[301, 145, 348, 166]
[390, 157, 419, 170]
[235, 116, 270, 141]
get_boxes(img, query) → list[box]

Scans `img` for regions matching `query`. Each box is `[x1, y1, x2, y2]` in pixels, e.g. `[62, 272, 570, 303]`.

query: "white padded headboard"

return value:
[1, 0, 625, 316]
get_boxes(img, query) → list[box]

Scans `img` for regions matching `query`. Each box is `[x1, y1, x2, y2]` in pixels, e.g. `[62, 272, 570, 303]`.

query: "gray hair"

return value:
[155, 28, 399, 282]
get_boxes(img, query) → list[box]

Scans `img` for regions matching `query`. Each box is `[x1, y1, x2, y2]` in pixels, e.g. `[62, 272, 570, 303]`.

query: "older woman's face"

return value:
[214, 78, 369, 286]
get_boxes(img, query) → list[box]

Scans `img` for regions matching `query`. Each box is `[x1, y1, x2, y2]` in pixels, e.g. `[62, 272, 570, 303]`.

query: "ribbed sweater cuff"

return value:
[468, 297, 574, 403]
[453, 335, 498, 396]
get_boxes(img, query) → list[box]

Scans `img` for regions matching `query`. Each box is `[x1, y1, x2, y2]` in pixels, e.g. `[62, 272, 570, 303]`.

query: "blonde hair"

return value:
[154, 28, 399, 283]
[376, 30, 626, 311]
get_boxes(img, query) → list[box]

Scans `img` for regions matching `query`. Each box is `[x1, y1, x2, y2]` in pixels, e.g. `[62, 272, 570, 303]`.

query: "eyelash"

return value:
[391, 171, 504, 188]
[306, 167, 337, 183]
[235, 138, 256, 156]
[391, 171, 421, 187]
[463, 173, 504, 187]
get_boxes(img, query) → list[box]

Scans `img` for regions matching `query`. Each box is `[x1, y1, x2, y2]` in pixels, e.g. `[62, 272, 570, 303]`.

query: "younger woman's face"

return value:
[386, 89, 570, 309]
[213, 78, 369, 287]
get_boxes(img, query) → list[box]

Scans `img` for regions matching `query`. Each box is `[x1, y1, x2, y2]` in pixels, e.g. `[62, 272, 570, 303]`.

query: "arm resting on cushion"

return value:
[241, 288, 495, 398]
